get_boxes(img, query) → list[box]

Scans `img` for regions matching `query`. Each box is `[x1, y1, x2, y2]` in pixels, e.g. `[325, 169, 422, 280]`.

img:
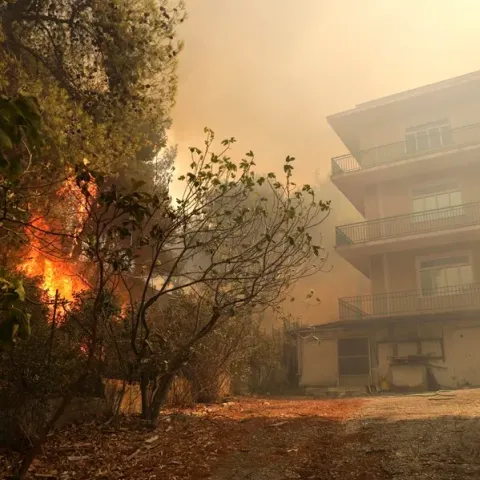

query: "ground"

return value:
[2, 389, 480, 479]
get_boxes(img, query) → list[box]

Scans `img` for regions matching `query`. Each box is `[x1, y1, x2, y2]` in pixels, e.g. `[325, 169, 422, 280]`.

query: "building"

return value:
[297, 71, 480, 394]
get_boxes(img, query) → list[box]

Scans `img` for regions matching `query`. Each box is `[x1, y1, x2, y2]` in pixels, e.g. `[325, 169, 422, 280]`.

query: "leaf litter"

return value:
[0, 397, 362, 479]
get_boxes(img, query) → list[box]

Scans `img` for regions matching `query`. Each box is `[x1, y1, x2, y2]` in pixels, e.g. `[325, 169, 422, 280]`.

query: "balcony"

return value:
[339, 283, 480, 321]
[336, 202, 480, 247]
[331, 122, 480, 176]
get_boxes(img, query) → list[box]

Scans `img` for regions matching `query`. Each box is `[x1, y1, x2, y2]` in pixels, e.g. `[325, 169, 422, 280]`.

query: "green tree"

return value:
[0, 0, 184, 180]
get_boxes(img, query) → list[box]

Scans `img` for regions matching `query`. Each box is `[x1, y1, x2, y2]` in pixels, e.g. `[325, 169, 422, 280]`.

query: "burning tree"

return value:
[0, 0, 186, 338]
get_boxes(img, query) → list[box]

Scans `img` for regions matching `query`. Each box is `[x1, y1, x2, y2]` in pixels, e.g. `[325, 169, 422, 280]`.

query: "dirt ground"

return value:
[2, 389, 480, 479]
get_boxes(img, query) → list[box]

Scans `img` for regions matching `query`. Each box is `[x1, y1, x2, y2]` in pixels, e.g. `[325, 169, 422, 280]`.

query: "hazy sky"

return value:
[172, 0, 480, 183]
[169, 0, 480, 323]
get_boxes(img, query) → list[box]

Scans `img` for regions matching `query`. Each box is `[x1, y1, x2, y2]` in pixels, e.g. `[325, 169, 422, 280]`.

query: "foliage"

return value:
[0, 93, 45, 348]
[0, 0, 184, 182]
[74, 128, 330, 423]
[0, 276, 78, 448]
[0, 3, 184, 474]
[0, 274, 30, 350]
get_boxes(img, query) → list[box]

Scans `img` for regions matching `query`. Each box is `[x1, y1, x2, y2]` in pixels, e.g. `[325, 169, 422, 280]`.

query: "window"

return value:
[338, 338, 370, 376]
[418, 254, 473, 295]
[405, 121, 453, 155]
[412, 184, 462, 220]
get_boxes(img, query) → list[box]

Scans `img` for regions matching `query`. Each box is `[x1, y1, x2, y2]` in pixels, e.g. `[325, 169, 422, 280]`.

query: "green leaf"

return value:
[0, 129, 13, 150]
[14, 281, 25, 302]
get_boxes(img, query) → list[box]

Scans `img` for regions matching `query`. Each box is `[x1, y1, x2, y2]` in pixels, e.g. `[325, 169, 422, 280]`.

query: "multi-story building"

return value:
[296, 71, 480, 394]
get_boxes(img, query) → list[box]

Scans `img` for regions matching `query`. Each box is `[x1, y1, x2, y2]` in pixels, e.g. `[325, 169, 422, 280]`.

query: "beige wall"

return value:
[352, 85, 480, 153]
[298, 326, 389, 388]
[362, 164, 480, 221]
[369, 242, 480, 295]
[299, 338, 338, 387]
[299, 319, 480, 390]
[377, 318, 480, 389]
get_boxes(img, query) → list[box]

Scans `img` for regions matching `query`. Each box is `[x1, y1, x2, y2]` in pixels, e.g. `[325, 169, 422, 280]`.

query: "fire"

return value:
[19, 174, 96, 306]
[21, 251, 86, 303]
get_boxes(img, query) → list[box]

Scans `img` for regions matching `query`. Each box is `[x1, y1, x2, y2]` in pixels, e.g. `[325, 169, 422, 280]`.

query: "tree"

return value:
[0, 1, 184, 271]
[10, 128, 330, 475]
[77, 129, 330, 424]
[0, 0, 184, 180]
[0, 93, 46, 348]
[0, 0, 184, 326]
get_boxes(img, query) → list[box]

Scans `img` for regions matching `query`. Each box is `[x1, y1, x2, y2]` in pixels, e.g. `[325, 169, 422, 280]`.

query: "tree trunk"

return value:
[147, 373, 175, 426]
[140, 372, 150, 419]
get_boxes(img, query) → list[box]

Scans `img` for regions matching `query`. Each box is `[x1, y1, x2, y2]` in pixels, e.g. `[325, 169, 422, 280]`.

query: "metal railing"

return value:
[336, 202, 480, 246]
[331, 122, 480, 175]
[339, 283, 480, 320]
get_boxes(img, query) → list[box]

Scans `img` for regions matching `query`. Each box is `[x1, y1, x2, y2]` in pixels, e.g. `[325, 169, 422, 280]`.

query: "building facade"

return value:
[298, 71, 480, 393]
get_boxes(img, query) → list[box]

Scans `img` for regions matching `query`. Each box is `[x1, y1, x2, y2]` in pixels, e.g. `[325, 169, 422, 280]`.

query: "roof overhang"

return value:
[327, 70, 480, 154]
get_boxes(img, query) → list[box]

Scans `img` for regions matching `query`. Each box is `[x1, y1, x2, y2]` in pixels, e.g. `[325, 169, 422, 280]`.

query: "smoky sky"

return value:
[169, 0, 480, 324]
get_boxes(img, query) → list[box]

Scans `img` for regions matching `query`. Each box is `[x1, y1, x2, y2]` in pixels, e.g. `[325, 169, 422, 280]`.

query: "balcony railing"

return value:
[331, 122, 480, 175]
[336, 202, 480, 247]
[339, 283, 480, 321]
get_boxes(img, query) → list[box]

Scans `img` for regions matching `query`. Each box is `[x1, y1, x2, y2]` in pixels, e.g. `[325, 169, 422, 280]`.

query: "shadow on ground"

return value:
[2, 394, 480, 480]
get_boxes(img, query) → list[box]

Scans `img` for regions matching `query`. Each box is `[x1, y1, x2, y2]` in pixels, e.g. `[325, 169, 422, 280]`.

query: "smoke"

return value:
[170, 0, 480, 324]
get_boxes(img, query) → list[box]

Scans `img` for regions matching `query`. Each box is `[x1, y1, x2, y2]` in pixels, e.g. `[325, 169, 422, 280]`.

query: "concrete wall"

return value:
[298, 326, 389, 388]
[299, 319, 480, 390]
[354, 85, 480, 153]
[299, 338, 338, 387]
[369, 242, 480, 295]
[363, 164, 480, 220]
[377, 319, 480, 389]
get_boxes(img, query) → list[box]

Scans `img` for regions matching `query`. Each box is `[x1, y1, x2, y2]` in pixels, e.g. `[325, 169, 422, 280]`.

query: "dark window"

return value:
[339, 356, 370, 376]
[338, 338, 370, 376]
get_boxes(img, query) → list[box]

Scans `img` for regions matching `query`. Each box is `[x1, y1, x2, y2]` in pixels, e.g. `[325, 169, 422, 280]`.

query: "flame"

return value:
[21, 250, 86, 303]
[19, 175, 96, 306]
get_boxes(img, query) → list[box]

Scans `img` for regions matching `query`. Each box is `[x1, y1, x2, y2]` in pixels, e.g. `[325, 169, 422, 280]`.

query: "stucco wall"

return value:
[369, 242, 480, 295]
[299, 319, 480, 390]
[365, 164, 480, 220]
[299, 339, 338, 387]
[355, 86, 480, 153]
[298, 327, 388, 388]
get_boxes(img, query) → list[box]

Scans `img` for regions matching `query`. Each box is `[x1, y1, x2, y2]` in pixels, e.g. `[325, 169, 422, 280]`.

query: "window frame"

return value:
[405, 121, 453, 155]
[415, 251, 474, 296]
[337, 337, 371, 378]
[409, 181, 464, 222]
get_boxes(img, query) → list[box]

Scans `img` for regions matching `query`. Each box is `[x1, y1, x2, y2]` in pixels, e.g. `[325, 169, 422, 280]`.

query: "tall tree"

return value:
[0, 0, 184, 181]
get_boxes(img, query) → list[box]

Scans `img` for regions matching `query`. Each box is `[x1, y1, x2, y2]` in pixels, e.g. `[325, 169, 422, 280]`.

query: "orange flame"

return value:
[19, 175, 96, 306]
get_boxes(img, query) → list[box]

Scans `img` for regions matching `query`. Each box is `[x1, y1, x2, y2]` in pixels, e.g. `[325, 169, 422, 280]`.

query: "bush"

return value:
[0, 279, 90, 449]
